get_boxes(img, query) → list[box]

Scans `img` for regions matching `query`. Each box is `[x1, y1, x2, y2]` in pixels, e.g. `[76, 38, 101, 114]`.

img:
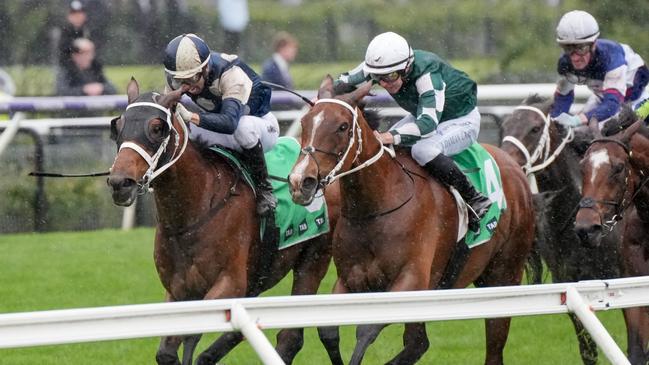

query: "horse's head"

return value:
[575, 110, 640, 247]
[107, 78, 186, 206]
[288, 75, 374, 205]
[500, 94, 555, 168]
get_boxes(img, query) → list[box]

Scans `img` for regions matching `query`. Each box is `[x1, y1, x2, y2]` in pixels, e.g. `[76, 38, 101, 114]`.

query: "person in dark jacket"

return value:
[261, 32, 298, 89]
[58, 0, 91, 70]
[55, 38, 116, 96]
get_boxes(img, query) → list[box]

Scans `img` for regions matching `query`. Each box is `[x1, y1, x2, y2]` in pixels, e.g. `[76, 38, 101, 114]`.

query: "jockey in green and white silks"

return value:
[336, 31, 491, 231]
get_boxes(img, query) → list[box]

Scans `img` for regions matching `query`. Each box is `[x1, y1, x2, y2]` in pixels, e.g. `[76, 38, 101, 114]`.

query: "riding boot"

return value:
[241, 141, 277, 216]
[424, 154, 492, 232]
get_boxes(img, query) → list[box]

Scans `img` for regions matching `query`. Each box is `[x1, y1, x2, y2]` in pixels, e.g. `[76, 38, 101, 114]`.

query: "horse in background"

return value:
[574, 108, 649, 364]
[500, 95, 621, 365]
[288, 76, 535, 365]
[107, 79, 340, 365]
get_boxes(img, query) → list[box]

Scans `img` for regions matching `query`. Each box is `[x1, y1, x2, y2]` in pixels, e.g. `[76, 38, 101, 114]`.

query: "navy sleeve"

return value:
[585, 91, 623, 122]
[197, 98, 244, 134]
[550, 90, 574, 117]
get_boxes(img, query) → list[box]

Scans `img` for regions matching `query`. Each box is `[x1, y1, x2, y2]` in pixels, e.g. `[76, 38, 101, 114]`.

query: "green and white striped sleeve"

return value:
[390, 72, 444, 145]
[337, 62, 370, 86]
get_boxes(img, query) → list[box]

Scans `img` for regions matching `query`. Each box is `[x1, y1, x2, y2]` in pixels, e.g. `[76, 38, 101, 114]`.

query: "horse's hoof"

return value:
[195, 353, 215, 365]
[155, 352, 180, 365]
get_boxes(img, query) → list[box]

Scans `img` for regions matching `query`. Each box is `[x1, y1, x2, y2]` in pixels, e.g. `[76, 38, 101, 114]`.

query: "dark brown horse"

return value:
[574, 109, 649, 365]
[107, 79, 340, 365]
[288, 76, 535, 365]
[500, 95, 621, 365]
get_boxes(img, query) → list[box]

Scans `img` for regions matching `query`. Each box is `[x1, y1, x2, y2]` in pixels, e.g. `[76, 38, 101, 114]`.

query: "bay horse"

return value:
[107, 79, 340, 365]
[574, 108, 649, 365]
[500, 95, 621, 365]
[288, 75, 535, 365]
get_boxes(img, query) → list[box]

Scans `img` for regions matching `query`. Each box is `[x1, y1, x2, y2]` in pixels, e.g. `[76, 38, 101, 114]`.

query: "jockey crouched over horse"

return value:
[107, 33, 341, 365]
[289, 32, 535, 365]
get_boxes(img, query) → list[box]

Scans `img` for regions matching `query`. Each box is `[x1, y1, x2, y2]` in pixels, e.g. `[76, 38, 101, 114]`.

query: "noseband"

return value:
[115, 101, 188, 194]
[300, 98, 391, 188]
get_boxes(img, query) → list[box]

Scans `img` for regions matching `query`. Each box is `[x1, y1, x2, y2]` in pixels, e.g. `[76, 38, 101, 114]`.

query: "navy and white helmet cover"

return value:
[164, 34, 211, 80]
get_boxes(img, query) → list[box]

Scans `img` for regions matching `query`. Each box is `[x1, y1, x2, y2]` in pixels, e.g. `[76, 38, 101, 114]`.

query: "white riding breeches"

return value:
[189, 112, 280, 152]
[390, 107, 481, 165]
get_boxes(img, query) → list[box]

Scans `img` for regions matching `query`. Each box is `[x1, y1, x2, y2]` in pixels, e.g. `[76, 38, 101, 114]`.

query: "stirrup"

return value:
[466, 196, 491, 232]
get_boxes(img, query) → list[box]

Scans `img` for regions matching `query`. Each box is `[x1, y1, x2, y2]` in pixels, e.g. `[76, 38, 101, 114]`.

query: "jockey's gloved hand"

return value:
[553, 112, 584, 128]
[176, 103, 197, 125]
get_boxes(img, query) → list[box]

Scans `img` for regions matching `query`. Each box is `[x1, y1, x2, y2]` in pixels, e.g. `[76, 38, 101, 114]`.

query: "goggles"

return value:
[170, 72, 202, 90]
[561, 43, 592, 56]
[370, 71, 402, 83]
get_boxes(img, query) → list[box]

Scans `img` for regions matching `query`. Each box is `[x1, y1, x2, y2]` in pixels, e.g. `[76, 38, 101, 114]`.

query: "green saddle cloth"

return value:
[209, 137, 330, 250]
[452, 143, 506, 248]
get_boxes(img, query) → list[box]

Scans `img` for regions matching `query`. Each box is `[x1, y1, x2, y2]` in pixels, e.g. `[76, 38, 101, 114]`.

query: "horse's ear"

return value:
[157, 86, 185, 109]
[126, 77, 139, 104]
[588, 117, 602, 139]
[349, 81, 372, 104]
[317, 75, 334, 99]
[621, 119, 642, 144]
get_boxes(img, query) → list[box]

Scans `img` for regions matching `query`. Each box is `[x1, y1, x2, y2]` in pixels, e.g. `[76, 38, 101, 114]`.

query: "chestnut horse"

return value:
[107, 79, 340, 365]
[574, 110, 649, 365]
[500, 95, 621, 365]
[288, 76, 535, 365]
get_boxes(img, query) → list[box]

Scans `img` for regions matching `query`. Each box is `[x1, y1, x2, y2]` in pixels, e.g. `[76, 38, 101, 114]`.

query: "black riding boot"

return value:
[424, 154, 492, 232]
[242, 141, 277, 216]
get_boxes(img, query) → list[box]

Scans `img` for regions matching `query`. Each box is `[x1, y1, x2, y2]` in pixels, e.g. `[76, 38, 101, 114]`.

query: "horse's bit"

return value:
[115, 101, 188, 194]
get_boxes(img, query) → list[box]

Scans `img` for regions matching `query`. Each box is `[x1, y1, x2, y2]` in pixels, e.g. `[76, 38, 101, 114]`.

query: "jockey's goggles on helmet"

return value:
[170, 72, 202, 90]
[561, 43, 592, 56]
[370, 71, 402, 83]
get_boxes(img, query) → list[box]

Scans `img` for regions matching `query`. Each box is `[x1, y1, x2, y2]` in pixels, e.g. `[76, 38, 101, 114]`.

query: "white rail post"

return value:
[230, 302, 285, 365]
[0, 112, 24, 157]
[565, 286, 630, 365]
[121, 200, 137, 231]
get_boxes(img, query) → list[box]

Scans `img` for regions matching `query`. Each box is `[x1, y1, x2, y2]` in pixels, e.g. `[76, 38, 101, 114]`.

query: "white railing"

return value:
[1, 276, 648, 365]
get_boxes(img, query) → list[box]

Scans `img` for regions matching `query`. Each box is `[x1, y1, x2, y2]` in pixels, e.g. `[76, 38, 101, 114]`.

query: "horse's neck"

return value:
[153, 143, 234, 230]
[339, 147, 408, 217]
[630, 134, 649, 220]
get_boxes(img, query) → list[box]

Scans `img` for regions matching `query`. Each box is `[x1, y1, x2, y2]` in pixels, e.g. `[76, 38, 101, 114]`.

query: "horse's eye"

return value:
[338, 123, 349, 132]
[531, 126, 541, 134]
[148, 121, 167, 141]
[611, 163, 624, 175]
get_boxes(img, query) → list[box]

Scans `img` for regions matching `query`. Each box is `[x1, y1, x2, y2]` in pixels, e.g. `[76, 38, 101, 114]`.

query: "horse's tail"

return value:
[525, 240, 544, 284]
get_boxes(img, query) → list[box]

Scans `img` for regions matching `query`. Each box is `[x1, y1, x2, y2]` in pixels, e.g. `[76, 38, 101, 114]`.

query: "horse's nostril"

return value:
[302, 177, 317, 191]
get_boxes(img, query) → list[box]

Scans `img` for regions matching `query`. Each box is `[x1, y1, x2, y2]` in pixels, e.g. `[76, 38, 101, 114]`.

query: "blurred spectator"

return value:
[217, 0, 249, 54]
[261, 31, 298, 89]
[55, 38, 116, 96]
[0, 67, 15, 97]
[58, 0, 91, 69]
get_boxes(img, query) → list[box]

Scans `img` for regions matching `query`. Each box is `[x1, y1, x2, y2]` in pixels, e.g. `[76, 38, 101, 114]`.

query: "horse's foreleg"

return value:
[156, 335, 182, 365]
[350, 323, 388, 365]
[277, 238, 332, 364]
[181, 334, 202, 365]
[623, 306, 649, 365]
[568, 314, 597, 365]
[385, 323, 429, 365]
[318, 278, 347, 365]
[195, 332, 245, 365]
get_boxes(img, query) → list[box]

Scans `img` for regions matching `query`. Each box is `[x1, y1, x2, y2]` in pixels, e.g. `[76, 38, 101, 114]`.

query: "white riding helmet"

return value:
[363, 32, 414, 75]
[556, 10, 600, 44]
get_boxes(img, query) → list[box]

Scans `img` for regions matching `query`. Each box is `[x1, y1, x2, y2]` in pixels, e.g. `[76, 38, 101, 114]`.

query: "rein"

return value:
[501, 105, 574, 193]
[116, 101, 189, 194]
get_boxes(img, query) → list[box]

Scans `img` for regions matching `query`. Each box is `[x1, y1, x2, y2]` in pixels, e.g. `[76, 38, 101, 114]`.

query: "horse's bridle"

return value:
[578, 138, 649, 235]
[300, 98, 391, 189]
[501, 105, 574, 193]
[114, 101, 188, 194]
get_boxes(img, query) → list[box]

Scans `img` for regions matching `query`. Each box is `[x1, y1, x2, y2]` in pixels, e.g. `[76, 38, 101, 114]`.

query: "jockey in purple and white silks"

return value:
[164, 33, 279, 216]
[551, 10, 649, 128]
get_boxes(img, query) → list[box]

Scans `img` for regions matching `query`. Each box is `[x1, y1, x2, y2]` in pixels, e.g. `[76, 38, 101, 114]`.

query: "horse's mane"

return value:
[522, 93, 553, 112]
[601, 104, 647, 137]
[337, 93, 382, 131]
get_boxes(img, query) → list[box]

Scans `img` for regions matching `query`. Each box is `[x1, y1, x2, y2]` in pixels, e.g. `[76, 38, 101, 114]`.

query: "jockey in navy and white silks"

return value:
[335, 32, 492, 231]
[550, 10, 649, 128]
[164, 33, 279, 215]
